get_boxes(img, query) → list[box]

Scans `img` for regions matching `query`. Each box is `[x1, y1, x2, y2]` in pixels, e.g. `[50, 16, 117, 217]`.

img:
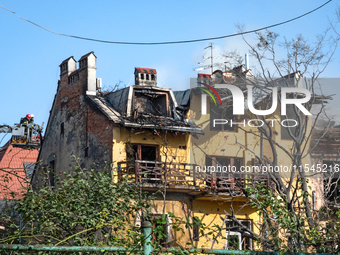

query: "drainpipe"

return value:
[142, 221, 153, 255]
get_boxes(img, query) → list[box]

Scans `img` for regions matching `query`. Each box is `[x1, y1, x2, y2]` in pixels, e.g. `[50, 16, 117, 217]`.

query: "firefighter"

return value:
[20, 114, 34, 125]
[20, 114, 34, 143]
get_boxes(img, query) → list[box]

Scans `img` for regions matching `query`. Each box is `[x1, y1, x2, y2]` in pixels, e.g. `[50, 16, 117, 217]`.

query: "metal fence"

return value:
[0, 222, 336, 255]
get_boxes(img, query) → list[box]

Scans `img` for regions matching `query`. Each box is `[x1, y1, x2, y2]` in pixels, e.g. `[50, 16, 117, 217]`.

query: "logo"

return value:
[198, 83, 222, 107]
[200, 83, 311, 116]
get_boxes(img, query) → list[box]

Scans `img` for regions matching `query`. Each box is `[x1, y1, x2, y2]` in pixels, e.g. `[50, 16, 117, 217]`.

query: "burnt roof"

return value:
[173, 89, 190, 108]
[88, 86, 203, 134]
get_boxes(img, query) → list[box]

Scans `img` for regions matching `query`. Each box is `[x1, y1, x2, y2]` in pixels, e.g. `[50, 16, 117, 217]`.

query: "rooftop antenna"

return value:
[204, 43, 214, 74]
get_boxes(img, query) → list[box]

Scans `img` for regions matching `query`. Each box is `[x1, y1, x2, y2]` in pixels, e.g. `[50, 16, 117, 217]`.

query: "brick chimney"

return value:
[59, 57, 76, 76]
[78, 52, 97, 96]
[134, 67, 157, 86]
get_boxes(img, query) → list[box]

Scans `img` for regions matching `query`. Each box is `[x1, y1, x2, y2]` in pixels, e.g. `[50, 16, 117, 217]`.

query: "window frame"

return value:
[225, 219, 253, 250]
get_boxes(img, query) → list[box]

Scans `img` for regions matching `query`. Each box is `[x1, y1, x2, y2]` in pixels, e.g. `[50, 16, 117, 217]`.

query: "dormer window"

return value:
[151, 74, 155, 81]
[146, 74, 149, 80]
[134, 90, 170, 117]
[141, 73, 144, 80]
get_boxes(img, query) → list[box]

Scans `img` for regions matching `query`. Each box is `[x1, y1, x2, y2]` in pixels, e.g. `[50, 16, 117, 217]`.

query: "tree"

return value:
[0, 155, 222, 255]
[0, 158, 152, 251]
[200, 21, 340, 252]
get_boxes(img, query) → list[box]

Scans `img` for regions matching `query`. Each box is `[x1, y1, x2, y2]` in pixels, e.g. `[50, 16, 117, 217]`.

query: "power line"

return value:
[0, 1, 333, 45]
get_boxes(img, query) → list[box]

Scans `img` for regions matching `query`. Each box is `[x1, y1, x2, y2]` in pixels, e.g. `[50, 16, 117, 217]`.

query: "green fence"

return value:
[0, 221, 336, 255]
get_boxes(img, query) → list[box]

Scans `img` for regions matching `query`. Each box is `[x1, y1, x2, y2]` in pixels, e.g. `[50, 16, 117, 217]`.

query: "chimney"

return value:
[134, 67, 157, 86]
[245, 53, 249, 70]
[78, 52, 97, 96]
[59, 56, 76, 76]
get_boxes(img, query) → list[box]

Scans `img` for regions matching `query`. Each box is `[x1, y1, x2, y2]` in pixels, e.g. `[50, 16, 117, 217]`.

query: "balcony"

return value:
[117, 160, 272, 196]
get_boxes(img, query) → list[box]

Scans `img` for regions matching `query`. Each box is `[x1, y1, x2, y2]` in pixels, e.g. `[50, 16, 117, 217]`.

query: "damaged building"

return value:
[34, 52, 210, 248]
[35, 52, 310, 250]
[35, 52, 202, 177]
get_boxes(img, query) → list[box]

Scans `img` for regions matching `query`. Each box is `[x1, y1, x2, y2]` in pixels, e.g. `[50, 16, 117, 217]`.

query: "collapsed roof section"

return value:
[88, 85, 203, 134]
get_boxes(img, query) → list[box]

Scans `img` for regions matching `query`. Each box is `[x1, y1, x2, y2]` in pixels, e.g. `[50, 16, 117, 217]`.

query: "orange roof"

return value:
[198, 73, 211, 79]
[0, 140, 39, 199]
[135, 67, 157, 74]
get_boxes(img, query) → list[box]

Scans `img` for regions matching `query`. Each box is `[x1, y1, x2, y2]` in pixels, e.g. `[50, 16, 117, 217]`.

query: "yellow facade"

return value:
[110, 84, 313, 251]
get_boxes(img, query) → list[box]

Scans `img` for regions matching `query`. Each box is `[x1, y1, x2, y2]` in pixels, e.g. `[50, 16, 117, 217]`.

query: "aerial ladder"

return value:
[0, 114, 43, 148]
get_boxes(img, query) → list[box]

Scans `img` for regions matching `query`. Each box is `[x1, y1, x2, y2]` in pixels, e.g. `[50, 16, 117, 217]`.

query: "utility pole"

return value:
[204, 43, 213, 74]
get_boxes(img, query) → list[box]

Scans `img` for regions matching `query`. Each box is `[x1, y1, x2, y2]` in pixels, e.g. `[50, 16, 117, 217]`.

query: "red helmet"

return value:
[26, 114, 32, 119]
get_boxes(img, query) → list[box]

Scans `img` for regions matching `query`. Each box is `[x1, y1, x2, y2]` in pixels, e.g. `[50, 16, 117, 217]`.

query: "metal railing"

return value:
[0, 222, 334, 255]
[117, 160, 272, 192]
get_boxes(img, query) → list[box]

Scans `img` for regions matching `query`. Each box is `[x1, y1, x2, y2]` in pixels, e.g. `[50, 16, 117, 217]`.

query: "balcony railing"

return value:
[117, 160, 272, 194]
[117, 160, 200, 187]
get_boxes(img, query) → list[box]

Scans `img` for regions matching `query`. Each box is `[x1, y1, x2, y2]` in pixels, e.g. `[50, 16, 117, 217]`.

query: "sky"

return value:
[0, 0, 340, 146]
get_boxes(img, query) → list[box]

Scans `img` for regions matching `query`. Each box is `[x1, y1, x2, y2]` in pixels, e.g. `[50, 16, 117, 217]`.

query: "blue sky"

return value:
[0, 0, 339, 146]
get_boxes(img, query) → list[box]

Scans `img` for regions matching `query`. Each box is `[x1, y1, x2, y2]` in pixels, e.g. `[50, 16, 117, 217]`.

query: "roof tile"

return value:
[0, 141, 39, 199]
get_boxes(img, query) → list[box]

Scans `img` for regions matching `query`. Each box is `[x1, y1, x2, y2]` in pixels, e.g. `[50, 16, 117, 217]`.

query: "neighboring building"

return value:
[34, 52, 314, 250]
[0, 140, 39, 200]
[189, 67, 317, 250]
[310, 125, 340, 208]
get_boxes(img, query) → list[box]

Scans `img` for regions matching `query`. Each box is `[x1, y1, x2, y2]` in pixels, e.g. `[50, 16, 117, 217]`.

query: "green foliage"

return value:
[0, 159, 153, 254]
[245, 180, 340, 253]
[0, 158, 220, 254]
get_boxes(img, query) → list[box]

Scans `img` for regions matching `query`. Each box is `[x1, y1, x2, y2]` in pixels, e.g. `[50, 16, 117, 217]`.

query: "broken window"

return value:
[130, 145, 158, 162]
[126, 144, 159, 181]
[141, 73, 144, 80]
[134, 91, 169, 117]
